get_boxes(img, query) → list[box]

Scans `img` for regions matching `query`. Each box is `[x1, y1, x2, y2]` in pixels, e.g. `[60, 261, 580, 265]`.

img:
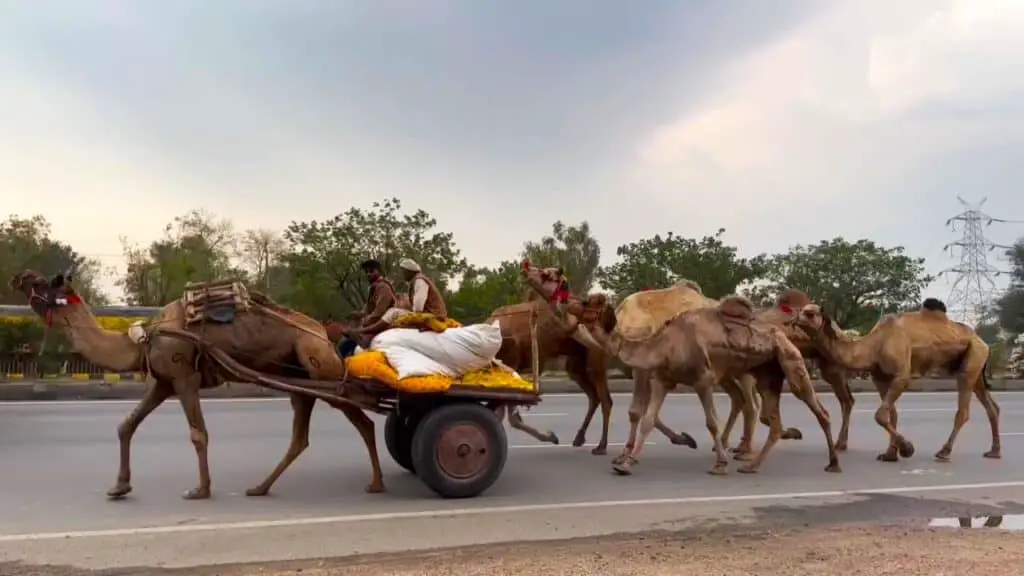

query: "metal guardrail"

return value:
[0, 354, 144, 382]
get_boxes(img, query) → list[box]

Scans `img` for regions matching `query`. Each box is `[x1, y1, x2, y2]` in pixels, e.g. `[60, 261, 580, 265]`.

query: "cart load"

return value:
[345, 317, 534, 394]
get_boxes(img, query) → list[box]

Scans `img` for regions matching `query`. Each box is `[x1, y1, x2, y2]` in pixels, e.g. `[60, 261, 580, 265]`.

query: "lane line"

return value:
[2, 480, 1022, 543]
[4, 391, 1024, 408]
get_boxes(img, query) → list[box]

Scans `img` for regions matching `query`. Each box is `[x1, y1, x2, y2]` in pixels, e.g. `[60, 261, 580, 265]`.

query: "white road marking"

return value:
[2, 391, 1022, 408]
[1, 480, 1022, 543]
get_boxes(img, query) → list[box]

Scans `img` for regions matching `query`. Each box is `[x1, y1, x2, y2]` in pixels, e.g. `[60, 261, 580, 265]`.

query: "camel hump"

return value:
[718, 295, 755, 322]
[676, 279, 703, 294]
[776, 288, 811, 310]
[921, 298, 948, 314]
[614, 282, 712, 342]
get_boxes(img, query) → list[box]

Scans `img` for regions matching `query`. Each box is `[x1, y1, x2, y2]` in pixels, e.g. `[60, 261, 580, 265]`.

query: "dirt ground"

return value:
[4, 523, 1023, 576]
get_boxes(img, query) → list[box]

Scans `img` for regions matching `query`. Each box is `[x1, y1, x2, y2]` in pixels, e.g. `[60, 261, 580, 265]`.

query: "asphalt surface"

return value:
[2, 389, 1024, 570]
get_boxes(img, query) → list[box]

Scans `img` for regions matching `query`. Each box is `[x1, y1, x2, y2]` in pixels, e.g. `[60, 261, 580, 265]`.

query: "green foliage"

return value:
[0, 215, 108, 306]
[751, 238, 934, 331]
[522, 221, 601, 293]
[447, 261, 524, 323]
[597, 228, 767, 300]
[118, 209, 242, 306]
[996, 240, 1024, 336]
[282, 198, 467, 319]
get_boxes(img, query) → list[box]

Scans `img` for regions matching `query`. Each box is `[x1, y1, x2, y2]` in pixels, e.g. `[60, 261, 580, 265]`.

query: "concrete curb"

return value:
[2, 378, 1023, 402]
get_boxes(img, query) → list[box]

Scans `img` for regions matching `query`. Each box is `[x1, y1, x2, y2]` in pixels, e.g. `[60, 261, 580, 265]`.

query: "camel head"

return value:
[9, 268, 81, 324]
[793, 304, 841, 342]
[521, 262, 567, 301]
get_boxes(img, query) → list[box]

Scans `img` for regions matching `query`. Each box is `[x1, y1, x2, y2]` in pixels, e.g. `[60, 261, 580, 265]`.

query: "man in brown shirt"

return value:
[340, 259, 398, 353]
[399, 258, 448, 320]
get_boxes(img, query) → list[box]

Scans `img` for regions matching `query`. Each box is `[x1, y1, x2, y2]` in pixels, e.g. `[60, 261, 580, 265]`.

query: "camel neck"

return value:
[819, 328, 876, 372]
[59, 303, 142, 373]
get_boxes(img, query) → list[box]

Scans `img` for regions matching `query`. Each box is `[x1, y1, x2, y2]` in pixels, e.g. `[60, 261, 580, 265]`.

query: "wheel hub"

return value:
[437, 423, 491, 480]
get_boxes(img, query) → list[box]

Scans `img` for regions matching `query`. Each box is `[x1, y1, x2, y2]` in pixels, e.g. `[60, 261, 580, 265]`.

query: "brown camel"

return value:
[577, 293, 840, 476]
[9, 269, 384, 500]
[486, 265, 697, 456]
[793, 298, 1001, 463]
[599, 283, 855, 464]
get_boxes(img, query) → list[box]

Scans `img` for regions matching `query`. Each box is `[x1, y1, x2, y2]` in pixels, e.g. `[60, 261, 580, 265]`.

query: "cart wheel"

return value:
[384, 412, 418, 473]
[411, 402, 508, 499]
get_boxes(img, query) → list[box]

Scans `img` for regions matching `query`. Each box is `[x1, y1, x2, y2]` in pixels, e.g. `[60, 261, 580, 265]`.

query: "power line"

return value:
[938, 196, 1018, 325]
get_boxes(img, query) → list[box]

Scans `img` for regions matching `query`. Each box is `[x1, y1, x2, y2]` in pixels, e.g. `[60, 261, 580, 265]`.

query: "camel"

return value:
[9, 269, 384, 500]
[577, 292, 840, 476]
[601, 283, 855, 464]
[793, 298, 1001, 463]
[486, 265, 697, 456]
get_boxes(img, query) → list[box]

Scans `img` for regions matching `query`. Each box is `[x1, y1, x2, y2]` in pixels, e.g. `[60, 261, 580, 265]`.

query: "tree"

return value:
[753, 238, 934, 331]
[996, 240, 1024, 336]
[0, 215, 108, 306]
[118, 209, 240, 306]
[282, 198, 467, 319]
[235, 228, 291, 300]
[446, 261, 524, 323]
[522, 221, 601, 294]
[597, 228, 767, 300]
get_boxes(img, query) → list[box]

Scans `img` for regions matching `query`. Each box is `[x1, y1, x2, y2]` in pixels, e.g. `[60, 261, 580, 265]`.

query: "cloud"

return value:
[627, 0, 1024, 300]
[1, 0, 1021, 308]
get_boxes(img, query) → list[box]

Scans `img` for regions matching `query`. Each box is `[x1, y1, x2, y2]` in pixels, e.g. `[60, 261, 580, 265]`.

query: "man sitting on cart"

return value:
[337, 259, 398, 356]
[398, 258, 448, 320]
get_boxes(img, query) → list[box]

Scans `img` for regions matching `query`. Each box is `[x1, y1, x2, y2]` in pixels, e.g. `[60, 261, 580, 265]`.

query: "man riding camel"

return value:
[338, 259, 398, 356]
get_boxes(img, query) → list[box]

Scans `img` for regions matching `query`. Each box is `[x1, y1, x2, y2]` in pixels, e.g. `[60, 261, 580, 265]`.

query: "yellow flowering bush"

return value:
[345, 350, 536, 394]
[391, 313, 462, 333]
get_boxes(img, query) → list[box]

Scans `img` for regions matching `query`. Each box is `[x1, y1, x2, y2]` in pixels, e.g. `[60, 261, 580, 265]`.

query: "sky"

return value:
[2, 0, 1023, 304]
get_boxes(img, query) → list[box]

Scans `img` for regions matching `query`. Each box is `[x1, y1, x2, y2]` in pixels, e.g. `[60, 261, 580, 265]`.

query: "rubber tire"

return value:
[384, 412, 417, 473]
[411, 403, 508, 499]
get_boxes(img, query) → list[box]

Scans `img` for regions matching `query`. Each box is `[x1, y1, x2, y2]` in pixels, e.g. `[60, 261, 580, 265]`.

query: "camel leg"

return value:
[935, 350, 1000, 462]
[719, 375, 756, 459]
[612, 375, 669, 476]
[335, 403, 385, 493]
[565, 354, 599, 449]
[614, 370, 651, 465]
[974, 377, 1002, 459]
[694, 378, 729, 475]
[508, 407, 559, 445]
[106, 379, 175, 499]
[174, 373, 213, 499]
[784, 369, 840, 473]
[246, 394, 316, 496]
[874, 373, 914, 461]
[587, 357, 614, 455]
[820, 362, 854, 451]
[738, 380, 785, 474]
[635, 370, 697, 450]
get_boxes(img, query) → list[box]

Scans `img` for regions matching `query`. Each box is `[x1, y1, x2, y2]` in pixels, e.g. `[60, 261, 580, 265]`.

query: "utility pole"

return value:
[939, 197, 1013, 326]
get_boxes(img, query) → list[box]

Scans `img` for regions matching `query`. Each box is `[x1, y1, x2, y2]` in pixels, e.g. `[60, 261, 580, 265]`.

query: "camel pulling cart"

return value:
[156, 282, 547, 500]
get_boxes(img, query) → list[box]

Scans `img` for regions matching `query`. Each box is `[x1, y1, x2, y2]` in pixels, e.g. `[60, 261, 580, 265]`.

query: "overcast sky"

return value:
[3, 0, 1023, 302]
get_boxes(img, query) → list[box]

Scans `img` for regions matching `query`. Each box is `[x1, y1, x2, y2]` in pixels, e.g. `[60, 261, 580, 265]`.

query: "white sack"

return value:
[370, 322, 504, 380]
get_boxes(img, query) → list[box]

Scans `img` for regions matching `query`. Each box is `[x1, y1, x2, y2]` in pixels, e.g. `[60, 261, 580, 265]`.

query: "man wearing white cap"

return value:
[399, 258, 448, 319]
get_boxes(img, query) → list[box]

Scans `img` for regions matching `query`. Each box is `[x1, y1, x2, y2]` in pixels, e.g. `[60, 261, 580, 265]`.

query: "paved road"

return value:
[2, 391, 1023, 569]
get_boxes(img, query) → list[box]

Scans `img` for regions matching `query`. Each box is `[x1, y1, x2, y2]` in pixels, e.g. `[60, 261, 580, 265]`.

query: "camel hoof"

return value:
[591, 446, 608, 456]
[546, 432, 560, 445]
[876, 451, 899, 462]
[781, 427, 803, 440]
[737, 465, 759, 475]
[707, 464, 728, 476]
[106, 483, 132, 500]
[934, 451, 952, 463]
[245, 487, 269, 497]
[733, 451, 754, 462]
[612, 457, 637, 476]
[984, 449, 1002, 459]
[825, 460, 842, 473]
[898, 440, 915, 459]
[673, 434, 698, 449]
[182, 487, 211, 500]
[572, 434, 586, 448]
[365, 483, 385, 494]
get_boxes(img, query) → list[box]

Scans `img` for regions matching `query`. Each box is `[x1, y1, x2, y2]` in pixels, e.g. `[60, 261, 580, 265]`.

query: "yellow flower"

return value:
[344, 350, 455, 393]
[391, 313, 462, 333]
[457, 366, 536, 392]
